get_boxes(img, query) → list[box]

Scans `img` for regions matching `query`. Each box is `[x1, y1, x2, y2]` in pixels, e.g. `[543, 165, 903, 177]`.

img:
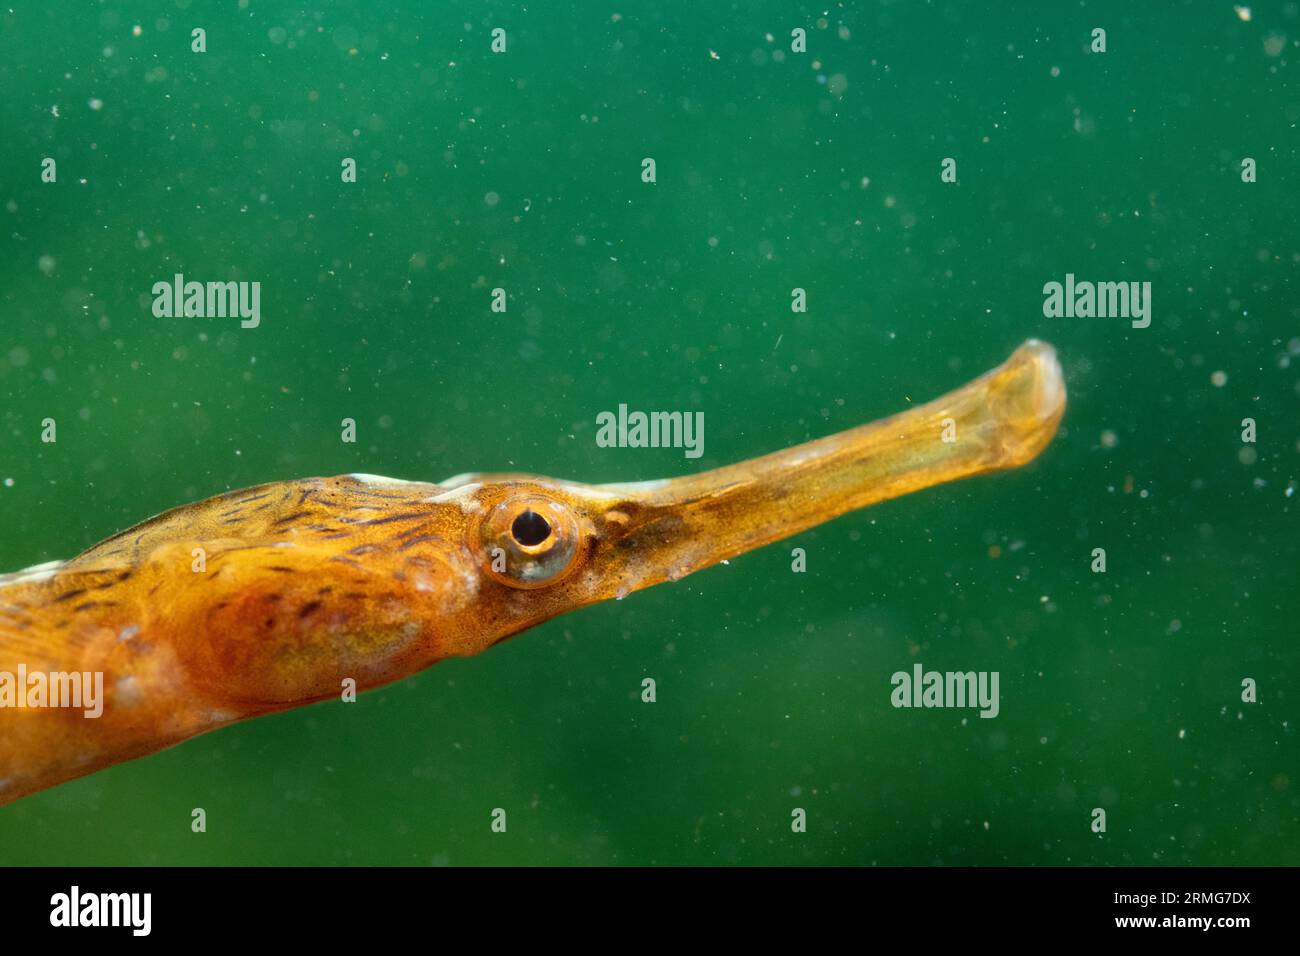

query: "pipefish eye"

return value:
[479, 496, 581, 589]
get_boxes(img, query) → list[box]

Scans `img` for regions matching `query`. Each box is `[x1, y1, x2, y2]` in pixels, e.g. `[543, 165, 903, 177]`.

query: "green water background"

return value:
[0, 1, 1296, 865]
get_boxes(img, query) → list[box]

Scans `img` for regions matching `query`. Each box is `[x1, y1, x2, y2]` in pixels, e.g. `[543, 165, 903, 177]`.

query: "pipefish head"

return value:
[174, 340, 1062, 705]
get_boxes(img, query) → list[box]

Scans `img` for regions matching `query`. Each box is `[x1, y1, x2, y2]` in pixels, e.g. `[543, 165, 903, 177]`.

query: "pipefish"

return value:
[0, 340, 1065, 806]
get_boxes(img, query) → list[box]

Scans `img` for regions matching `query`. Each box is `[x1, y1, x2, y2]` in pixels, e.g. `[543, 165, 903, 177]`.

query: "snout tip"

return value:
[1016, 339, 1067, 423]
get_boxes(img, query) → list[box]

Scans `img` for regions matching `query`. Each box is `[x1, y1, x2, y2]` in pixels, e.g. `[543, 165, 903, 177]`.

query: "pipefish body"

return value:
[0, 340, 1066, 806]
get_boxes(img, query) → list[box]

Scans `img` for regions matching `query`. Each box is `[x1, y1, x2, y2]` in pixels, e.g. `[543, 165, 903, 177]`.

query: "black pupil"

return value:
[511, 509, 551, 546]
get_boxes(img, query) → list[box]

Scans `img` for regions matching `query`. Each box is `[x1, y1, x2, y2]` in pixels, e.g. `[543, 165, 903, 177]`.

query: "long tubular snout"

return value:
[602, 340, 1066, 580]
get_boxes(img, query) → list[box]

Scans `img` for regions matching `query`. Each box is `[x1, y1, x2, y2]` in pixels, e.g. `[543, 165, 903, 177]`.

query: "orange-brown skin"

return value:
[0, 341, 1066, 806]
